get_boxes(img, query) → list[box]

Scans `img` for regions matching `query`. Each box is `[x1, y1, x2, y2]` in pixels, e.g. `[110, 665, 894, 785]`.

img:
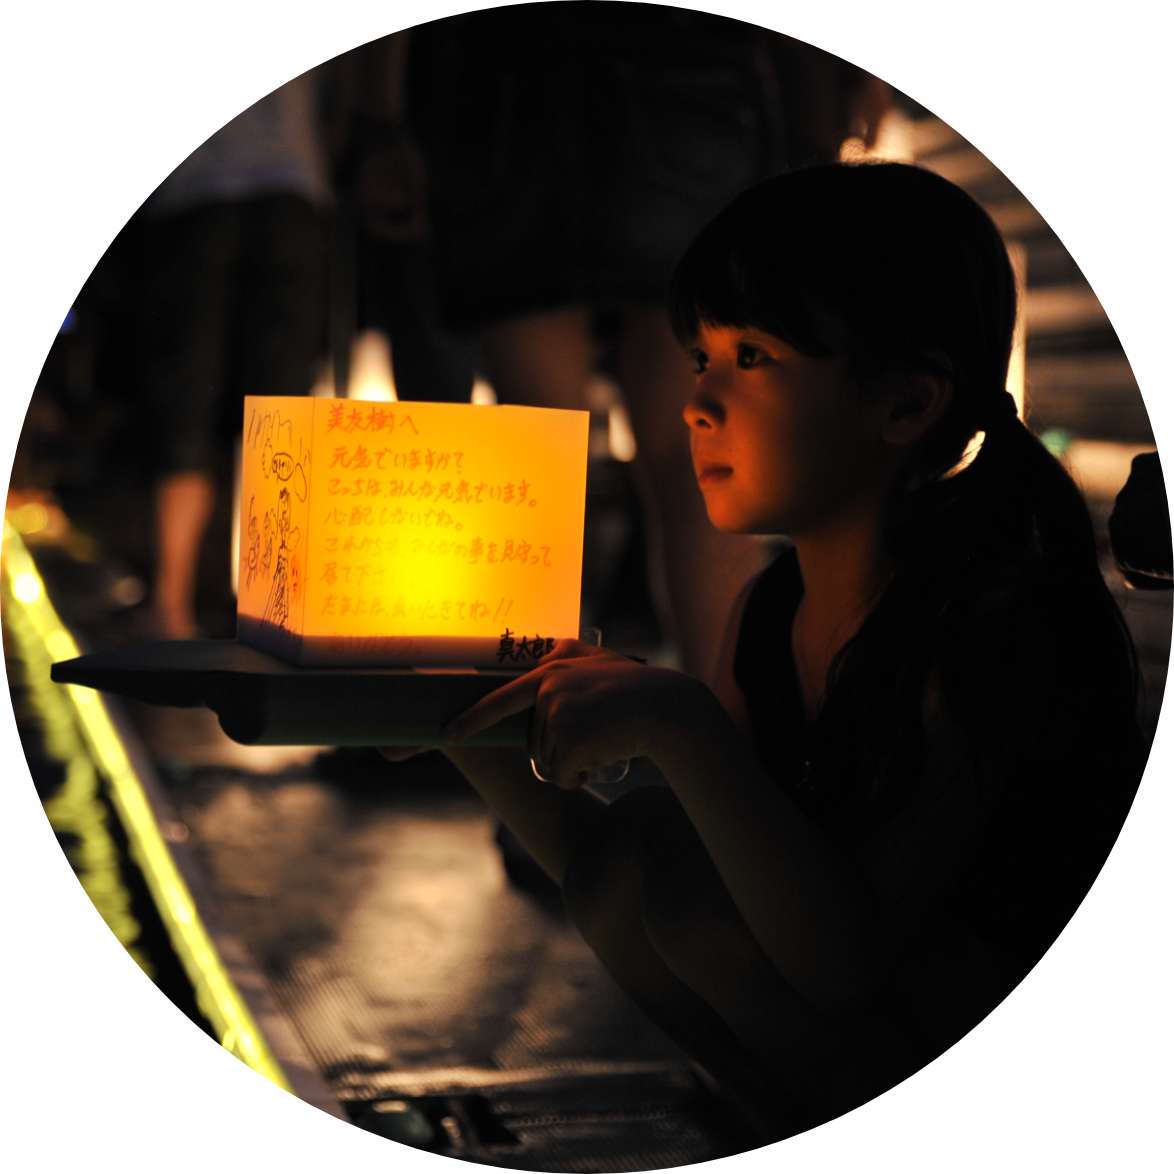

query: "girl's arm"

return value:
[658, 566, 899, 1006]
[440, 634, 919, 1010]
[441, 746, 607, 888]
[644, 692, 889, 1008]
[430, 562, 761, 902]
[438, 628, 913, 1010]
[648, 573, 1130, 1013]
[442, 583, 1092, 1014]
[646, 670, 991, 1011]
[439, 661, 1005, 1014]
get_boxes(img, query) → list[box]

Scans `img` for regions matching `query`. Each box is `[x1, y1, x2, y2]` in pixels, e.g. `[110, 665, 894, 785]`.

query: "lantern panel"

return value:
[237, 396, 589, 666]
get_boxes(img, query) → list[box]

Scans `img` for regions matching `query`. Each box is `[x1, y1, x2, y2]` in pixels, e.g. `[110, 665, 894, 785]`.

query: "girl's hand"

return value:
[442, 638, 720, 788]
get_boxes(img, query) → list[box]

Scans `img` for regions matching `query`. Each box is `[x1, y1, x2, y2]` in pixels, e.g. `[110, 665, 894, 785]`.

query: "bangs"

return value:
[666, 162, 1018, 388]
[667, 187, 851, 359]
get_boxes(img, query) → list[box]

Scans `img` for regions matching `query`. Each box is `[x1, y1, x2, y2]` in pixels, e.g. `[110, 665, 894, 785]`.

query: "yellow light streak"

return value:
[6, 589, 148, 966]
[2, 519, 291, 1091]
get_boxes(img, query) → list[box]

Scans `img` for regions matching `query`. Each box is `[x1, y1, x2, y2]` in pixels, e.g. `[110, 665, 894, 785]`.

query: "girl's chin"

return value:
[704, 501, 780, 535]
[706, 498, 794, 533]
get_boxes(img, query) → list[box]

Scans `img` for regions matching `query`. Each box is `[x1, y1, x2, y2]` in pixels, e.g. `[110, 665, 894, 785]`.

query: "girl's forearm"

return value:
[651, 701, 884, 1007]
[442, 745, 607, 886]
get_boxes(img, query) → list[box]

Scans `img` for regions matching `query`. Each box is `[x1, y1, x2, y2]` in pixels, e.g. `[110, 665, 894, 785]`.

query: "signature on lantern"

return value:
[497, 629, 557, 664]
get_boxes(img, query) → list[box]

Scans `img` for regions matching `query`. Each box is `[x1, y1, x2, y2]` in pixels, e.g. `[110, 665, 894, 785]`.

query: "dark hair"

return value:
[670, 161, 1140, 758]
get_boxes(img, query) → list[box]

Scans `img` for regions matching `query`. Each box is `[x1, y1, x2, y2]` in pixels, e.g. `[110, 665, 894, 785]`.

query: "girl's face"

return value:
[682, 322, 892, 536]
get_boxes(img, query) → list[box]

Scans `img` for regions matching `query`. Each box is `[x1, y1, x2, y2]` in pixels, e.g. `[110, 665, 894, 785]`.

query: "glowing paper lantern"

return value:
[237, 397, 589, 666]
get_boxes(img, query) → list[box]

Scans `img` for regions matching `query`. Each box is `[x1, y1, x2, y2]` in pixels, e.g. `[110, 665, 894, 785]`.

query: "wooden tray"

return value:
[51, 639, 529, 748]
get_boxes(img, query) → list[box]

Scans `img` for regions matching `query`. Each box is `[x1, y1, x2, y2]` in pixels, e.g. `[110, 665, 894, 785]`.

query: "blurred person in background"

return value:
[1109, 451, 1172, 589]
[325, 30, 477, 405]
[136, 72, 331, 638]
[404, 2, 890, 674]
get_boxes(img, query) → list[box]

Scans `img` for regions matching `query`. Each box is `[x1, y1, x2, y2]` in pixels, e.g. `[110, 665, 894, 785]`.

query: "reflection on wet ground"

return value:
[160, 746, 676, 1074]
[4, 571, 213, 1033]
[7, 529, 756, 1167]
[120, 717, 757, 1166]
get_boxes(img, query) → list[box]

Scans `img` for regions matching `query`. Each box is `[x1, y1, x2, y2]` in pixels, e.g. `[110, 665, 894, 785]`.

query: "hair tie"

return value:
[984, 389, 1019, 430]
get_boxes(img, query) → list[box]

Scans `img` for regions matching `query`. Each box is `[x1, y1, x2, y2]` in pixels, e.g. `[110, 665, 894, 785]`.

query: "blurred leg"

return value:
[567, 786, 920, 1136]
[361, 237, 476, 404]
[637, 788, 924, 1126]
[153, 470, 215, 637]
[563, 789, 786, 1142]
[175, 195, 326, 632]
[138, 204, 235, 637]
[616, 306, 766, 679]
[237, 195, 328, 398]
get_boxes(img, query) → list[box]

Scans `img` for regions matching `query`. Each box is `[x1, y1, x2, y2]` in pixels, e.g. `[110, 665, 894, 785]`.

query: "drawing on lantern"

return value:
[261, 506, 275, 576]
[261, 487, 302, 630]
[244, 497, 260, 591]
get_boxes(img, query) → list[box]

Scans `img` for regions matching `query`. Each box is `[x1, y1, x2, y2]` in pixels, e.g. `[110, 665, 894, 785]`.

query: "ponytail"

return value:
[884, 386, 1092, 575]
[882, 386, 1142, 736]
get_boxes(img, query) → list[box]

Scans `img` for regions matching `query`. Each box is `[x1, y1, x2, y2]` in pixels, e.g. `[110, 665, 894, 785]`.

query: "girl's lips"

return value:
[697, 465, 733, 484]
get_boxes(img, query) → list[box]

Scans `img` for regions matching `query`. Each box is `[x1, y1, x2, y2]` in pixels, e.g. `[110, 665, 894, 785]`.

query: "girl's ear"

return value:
[878, 372, 953, 448]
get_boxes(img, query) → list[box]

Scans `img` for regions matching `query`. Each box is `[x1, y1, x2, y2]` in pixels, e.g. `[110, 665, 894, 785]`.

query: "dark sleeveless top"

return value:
[732, 543, 1144, 1049]
[734, 544, 935, 835]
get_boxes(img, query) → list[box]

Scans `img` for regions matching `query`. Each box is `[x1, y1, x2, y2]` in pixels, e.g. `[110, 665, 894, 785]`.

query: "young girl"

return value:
[431, 162, 1146, 1141]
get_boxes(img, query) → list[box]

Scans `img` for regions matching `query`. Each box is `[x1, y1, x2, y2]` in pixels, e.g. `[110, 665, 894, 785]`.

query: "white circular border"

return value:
[1, 2, 1170, 1171]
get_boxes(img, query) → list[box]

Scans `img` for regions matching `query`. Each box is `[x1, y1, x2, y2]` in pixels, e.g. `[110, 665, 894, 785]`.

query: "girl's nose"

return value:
[683, 387, 724, 431]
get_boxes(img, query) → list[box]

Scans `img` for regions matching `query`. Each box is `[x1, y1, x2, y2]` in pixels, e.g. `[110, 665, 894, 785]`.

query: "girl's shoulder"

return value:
[727, 543, 1140, 784]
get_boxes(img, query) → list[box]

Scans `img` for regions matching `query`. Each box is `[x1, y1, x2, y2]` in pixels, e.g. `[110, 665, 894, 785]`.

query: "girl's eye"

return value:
[690, 349, 708, 375]
[736, 343, 764, 369]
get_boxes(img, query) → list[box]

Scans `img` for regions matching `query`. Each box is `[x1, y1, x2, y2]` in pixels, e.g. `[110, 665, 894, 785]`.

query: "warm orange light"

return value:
[236, 397, 590, 666]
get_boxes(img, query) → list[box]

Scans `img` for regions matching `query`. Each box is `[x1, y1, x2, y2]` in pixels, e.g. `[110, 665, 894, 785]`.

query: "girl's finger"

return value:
[443, 664, 550, 740]
[527, 694, 549, 778]
[539, 637, 607, 662]
[552, 744, 597, 791]
[538, 688, 563, 781]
